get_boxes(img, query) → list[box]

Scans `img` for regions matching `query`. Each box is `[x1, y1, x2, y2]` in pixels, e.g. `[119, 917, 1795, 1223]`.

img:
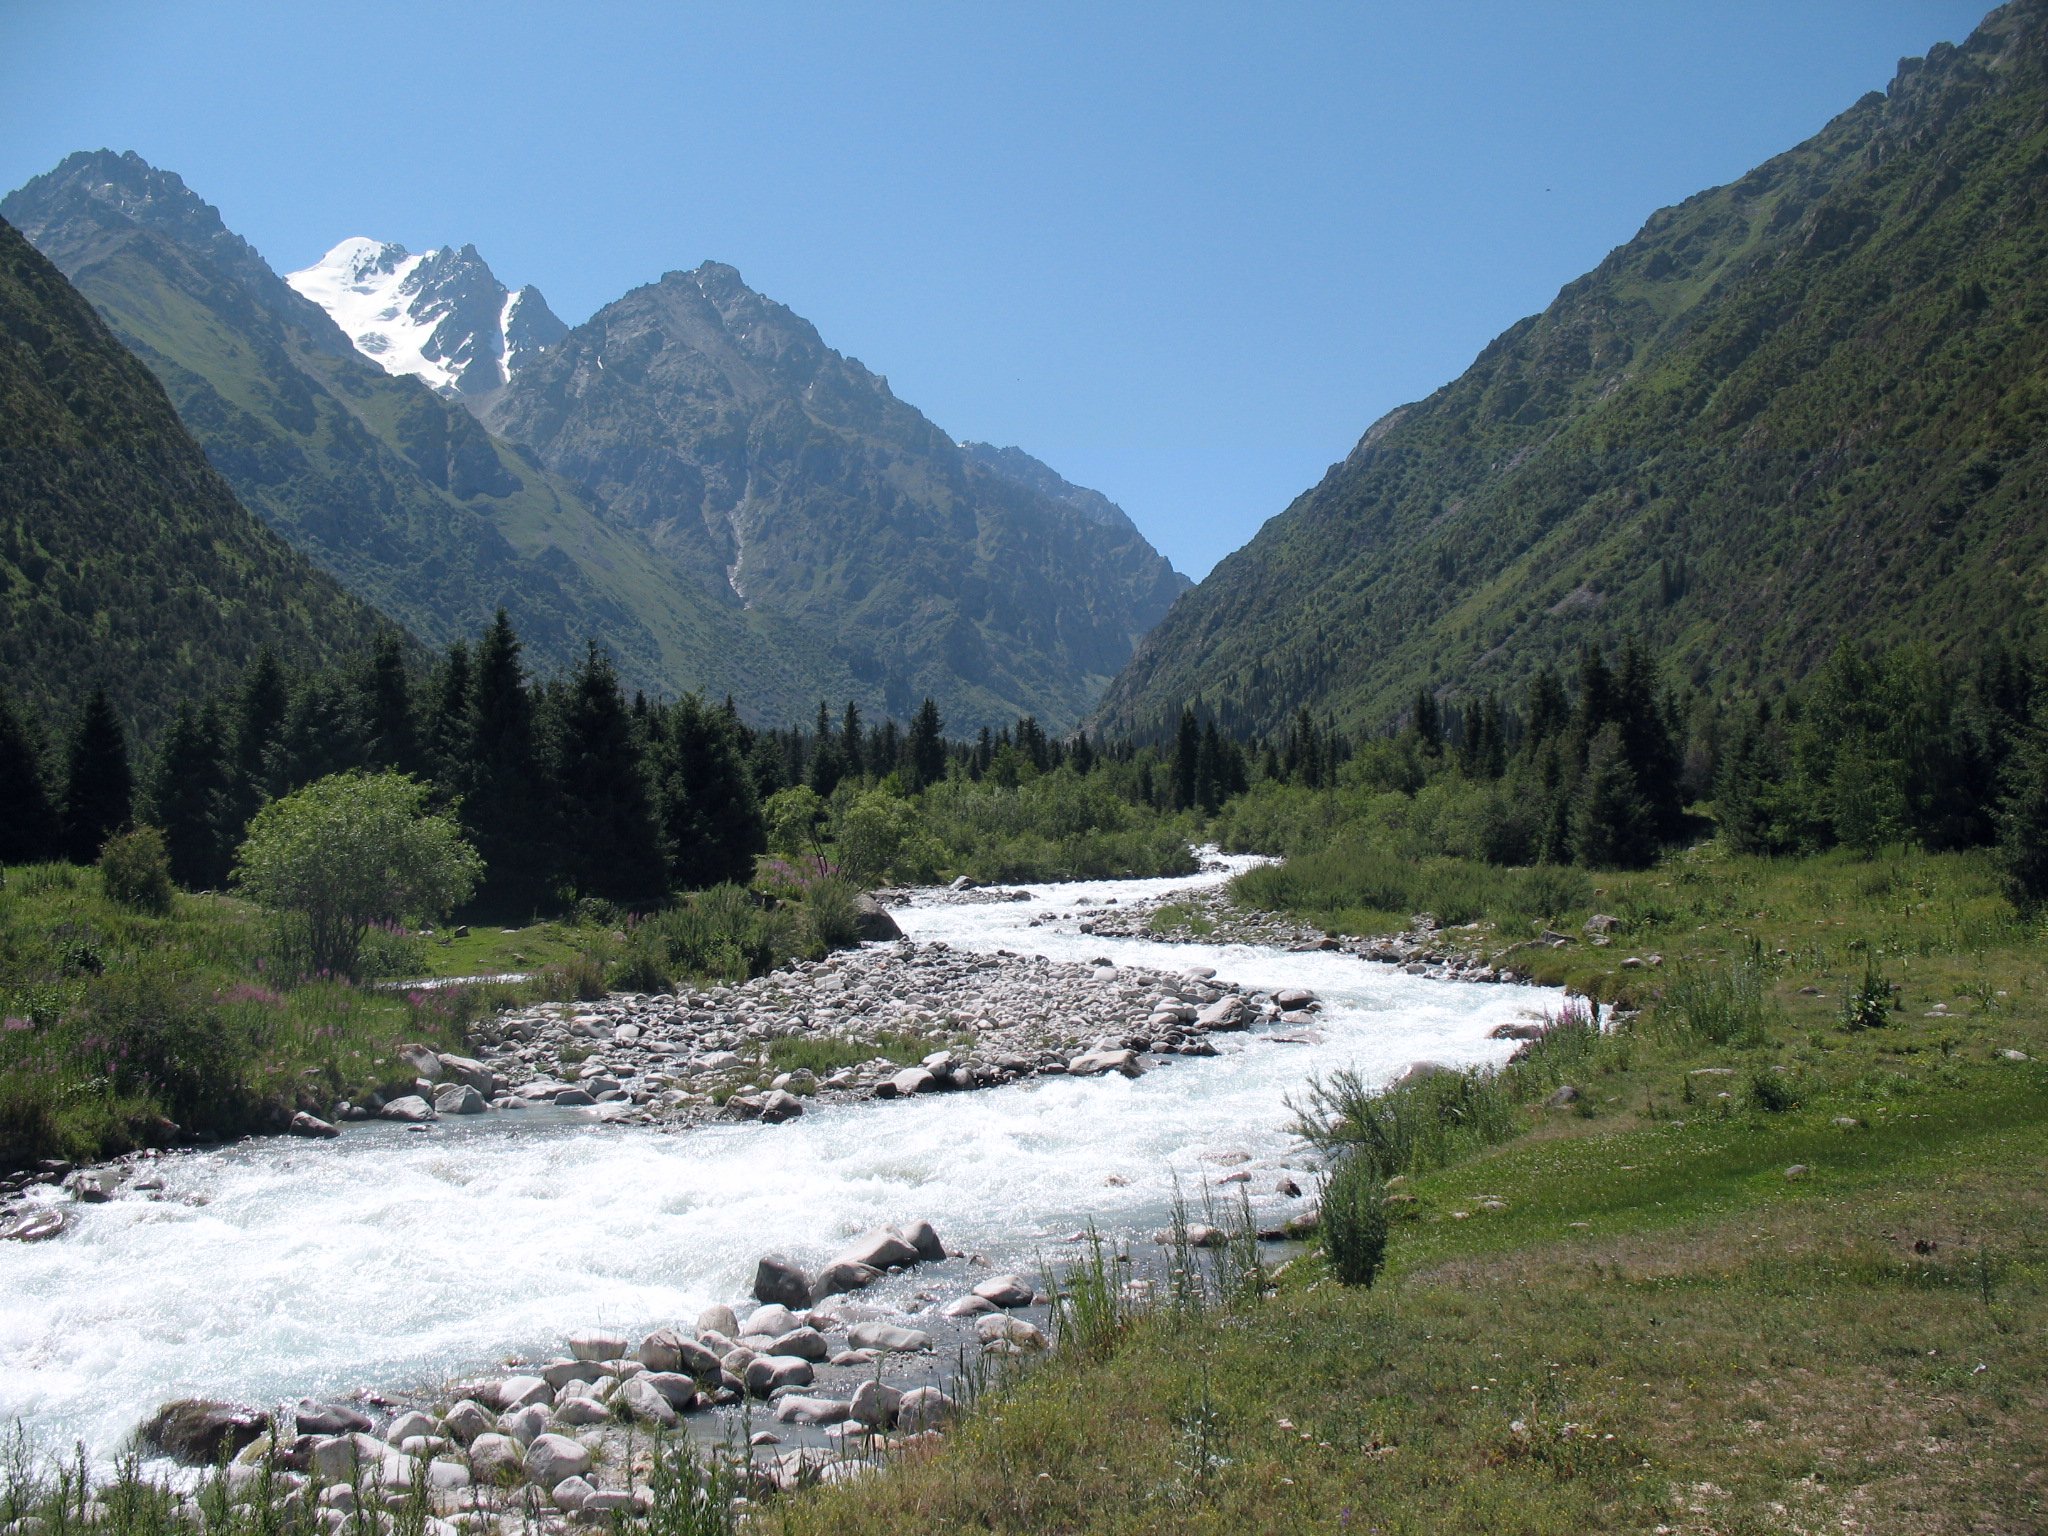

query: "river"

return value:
[0, 856, 1557, 1464]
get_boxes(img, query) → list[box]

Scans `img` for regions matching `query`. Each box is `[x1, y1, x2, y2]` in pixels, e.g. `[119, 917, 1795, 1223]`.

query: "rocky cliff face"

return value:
[482, 262, 1189, 726]
[1095, 0, 2048, 738]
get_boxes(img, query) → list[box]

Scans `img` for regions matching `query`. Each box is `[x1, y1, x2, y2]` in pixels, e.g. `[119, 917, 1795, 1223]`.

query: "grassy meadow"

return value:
[774, 844, 2047, 1535]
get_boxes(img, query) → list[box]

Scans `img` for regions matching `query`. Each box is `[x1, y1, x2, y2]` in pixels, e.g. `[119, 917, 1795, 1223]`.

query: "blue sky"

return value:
[2, 1, 1989, 578]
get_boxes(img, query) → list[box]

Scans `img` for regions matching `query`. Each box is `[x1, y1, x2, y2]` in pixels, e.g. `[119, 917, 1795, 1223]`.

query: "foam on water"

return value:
[0, 857, 1558, 1460]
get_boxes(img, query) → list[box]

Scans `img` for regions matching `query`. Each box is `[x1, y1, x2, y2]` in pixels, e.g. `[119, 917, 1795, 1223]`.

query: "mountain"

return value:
[0, 215, 383, 737]
[8, 153, 1186, 730]
[477, 261, 1189, 726]
[286, 238, 566, 397]
[1096, 0, 2048, 739]
[1, 150, 810, 707]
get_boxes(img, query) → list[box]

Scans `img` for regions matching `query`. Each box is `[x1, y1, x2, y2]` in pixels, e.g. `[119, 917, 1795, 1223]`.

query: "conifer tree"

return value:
[1173, 707, 1201, 809]
[1995, 701, 2048, 911]
[360, 631, 419, 774]
[0, 690, 60, 865]
[230, 648, 289, 834]
[546, 643, 666, 906]
[424, 640, 472, 788]
[908, 699, 946, 790]
[840, 701, 864, 778]
[1571, 721, 1653, 869]
[464, 610, 546, 915]
[269, 674, 365, 796]
[147, 701, 234, 888]
[63, 686, 133, 864]
[660, 694, 767, 890]
[1194, 720, 1223, 813]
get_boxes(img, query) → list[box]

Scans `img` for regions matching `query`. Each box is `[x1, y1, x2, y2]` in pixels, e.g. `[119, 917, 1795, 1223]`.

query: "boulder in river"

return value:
[852, 895, 903, 942]
[900, 1218, 946, 1262]
[294, 1399, 372, 1436]
[846, 1321, 932, 1353]
[523, 1432, 592, 1489]
[377, 1095, 435, 1123]
[895, 1386, 960, 1433]
[839, 1228, 920, 1270]
[811, 1259, 881, 1301]
[850, 1379, 902, 1430]
[753, 1261, 815, 1310]
[741, 1303, 804, 1338]
[972, 1273, 1035, 1308]
[617, 1375, 678, 1427]
[287, 1112, 339, 1138]
[140, 1400, 269, 1465]
[1067, 1048, 1142, 1078]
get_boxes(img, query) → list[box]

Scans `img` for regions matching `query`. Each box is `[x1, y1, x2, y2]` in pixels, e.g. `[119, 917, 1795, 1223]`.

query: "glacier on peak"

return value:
[286, 237, 565, 396]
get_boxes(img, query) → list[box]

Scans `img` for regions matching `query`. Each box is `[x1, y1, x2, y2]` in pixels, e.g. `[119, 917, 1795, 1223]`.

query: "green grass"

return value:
[770, 843, 2048, 1534]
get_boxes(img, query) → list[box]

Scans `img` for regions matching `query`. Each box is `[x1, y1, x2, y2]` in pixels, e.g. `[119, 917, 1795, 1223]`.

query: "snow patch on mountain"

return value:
[287, 238, 564, 396]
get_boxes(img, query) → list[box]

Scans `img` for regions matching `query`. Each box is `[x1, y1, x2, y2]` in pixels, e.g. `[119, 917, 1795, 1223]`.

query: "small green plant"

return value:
[1747, 1066, 1802, 1113]
[1657, 943, 1780, 1046]
[1840, 955, 1898, 1030]
[1319, 1150, 1390, 1287]
[1046, 1225, 1132, 1360]
[97, 827, 174, 916]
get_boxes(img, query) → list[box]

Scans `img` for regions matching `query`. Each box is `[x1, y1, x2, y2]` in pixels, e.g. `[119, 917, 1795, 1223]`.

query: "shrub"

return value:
[802, 876, 865, 952]
[1840, 955, 1897, 1031]
[80, 962, 240, 1133]
[98, 827, 174, 916]
[1320, 1152, 1390, 1287]
[1748, 1066, 1802, 1113]
[1296, 1064, 1520, 1179]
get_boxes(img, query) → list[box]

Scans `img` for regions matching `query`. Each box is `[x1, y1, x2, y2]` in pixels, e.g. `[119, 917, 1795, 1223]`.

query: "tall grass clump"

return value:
[1233, 842, 1590, 931]
[1319, 1151, 1390, 1287]
[1294, 1063, 1522, 1180]
[1656, 943, 1780, 1046]
[1046, 1225, 1133, 1360]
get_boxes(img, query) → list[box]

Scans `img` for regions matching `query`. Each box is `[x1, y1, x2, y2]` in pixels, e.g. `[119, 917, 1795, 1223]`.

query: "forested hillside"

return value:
[1097, 0, 2048, 738]
[0, 217, 382, 738]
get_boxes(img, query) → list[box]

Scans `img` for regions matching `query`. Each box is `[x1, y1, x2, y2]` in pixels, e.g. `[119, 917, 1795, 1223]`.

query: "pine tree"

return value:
[908, 699, 945, 790]
[1411, 688, 1442, 754]
[229, 647, 289, 836]
[1995, 701, 2048, 911]
[0, 690, 60, 865]
[425, 641, 472, 789]
[268, 673, 365, 796]
[147, 701, 234, 888]
[1173, 707, 1200, 810]
[660, 694, 767, 890]
[63, 687, 133, 864]
[840, 701, 864, 778]
[360, 631, 419, 775]
[464, 611, 545, 915]
[545, 643, 666, 906]
[1571, 722, 1654, 869]
[1194, 720, 1223, 813]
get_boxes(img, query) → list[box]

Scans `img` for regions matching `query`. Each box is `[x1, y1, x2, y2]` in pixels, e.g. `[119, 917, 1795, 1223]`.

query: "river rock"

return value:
[741, 1303, 803, 1338]
[377, 1095, 435, 1123]
[140, 1400, 270, 1465]
[839, 1227, 920, 1271]
[769, 1326, 830, 1362]
[441, 1400, 493, 1445]
[846, 1322, 931, 1353]
[499, 1405, 550, 1447]
[773, 1394, 850, 1425]
[811, 1258, 882, 1300]
[743, 1355, 814, 1396]
[552, 1396, 610, 1427]
[436, 1054, 494, 1094]
[978, 1314, 1047, 1349]
[900, 1218, 946, 1261]
[287, 1112, 339, 1139]
[1196, 997, 1248, 1030]
[941, 1294, 995, 1318]
[432, 1083, 485, 1115]
[1067, 1048, 1141, 1078]
[524, 1433, 592, 1490]
[849, 1380, 902, 1430]
[385, 1410, 436, 1443]
[294, 1399, 372, 1436]
[1274, 988, 1316, 1010]
[618, 1375, 677, 1427]
[852, 895, 903, 942]
[550, 1475, 594, 1512]
[0, 1207, 65, 1242]
[568, 1329, 628, 1363]
[307, 1435, 362, 1481]
[398, 1045, 443, 1081]
[697, 1304, 740, 1337]
[468, 1432, 521, 1482]
[494, 1376, 553, 1411]
[972, 1273, 1035, 1308]
[753, 1256, 812, 1308]
[882, 1067, 934, 1098]
[895, 1386, 960, 1433]
[640, 1372, 699, 1410]
[541, 1359, 603, 1390]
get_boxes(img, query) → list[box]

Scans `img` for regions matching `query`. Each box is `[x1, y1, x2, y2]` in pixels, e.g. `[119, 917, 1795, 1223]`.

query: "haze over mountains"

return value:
[1097, 0, 2048, 738]
[2, 151, 1186, 732]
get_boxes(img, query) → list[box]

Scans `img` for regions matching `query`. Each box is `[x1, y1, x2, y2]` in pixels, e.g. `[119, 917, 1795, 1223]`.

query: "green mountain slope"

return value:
[0, 216, 383, 736]
[481, 263, 1189, 729]
[0, 151, 805, 707]
[1097, 0, 2048, 739]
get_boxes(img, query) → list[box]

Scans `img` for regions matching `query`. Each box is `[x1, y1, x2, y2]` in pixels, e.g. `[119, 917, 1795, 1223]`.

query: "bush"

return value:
[802, 875, 865, 952]
[1320, 1153, 1390, 1287]
[1748, 1066, 1803, 1113]
[1296, 1064, 1521, 1180]
[98, 827, 174, 916]
[1839, 955, 1897, 1031]
[81, 961, 240, 1133]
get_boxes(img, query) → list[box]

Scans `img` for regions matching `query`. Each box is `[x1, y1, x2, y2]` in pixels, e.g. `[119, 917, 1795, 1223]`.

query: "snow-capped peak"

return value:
[287, 237, 565, 396]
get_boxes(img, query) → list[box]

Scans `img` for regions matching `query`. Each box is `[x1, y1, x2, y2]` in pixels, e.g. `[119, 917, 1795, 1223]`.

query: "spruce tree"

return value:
[268, 674, 365, 797]
[425, 641, 473, 787]
[1571, 722, 1654, 869]
[360, 631, 420, 774]
[1173, 707, 1201, 810]
[1995, 702, 2048, 912]
[465, 611, 545, 915]
[1194, 720, 1223, 814]
[840, 701, 864, 778]
[63, 687, 133, 864]
[660, 693, 767, 890]
[0, 690, 60, 865]
[908, 699, 946, 790]
[546, 643, 666, 906]
[230, 648, 289, 836]
[147, 700, 234, 888]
